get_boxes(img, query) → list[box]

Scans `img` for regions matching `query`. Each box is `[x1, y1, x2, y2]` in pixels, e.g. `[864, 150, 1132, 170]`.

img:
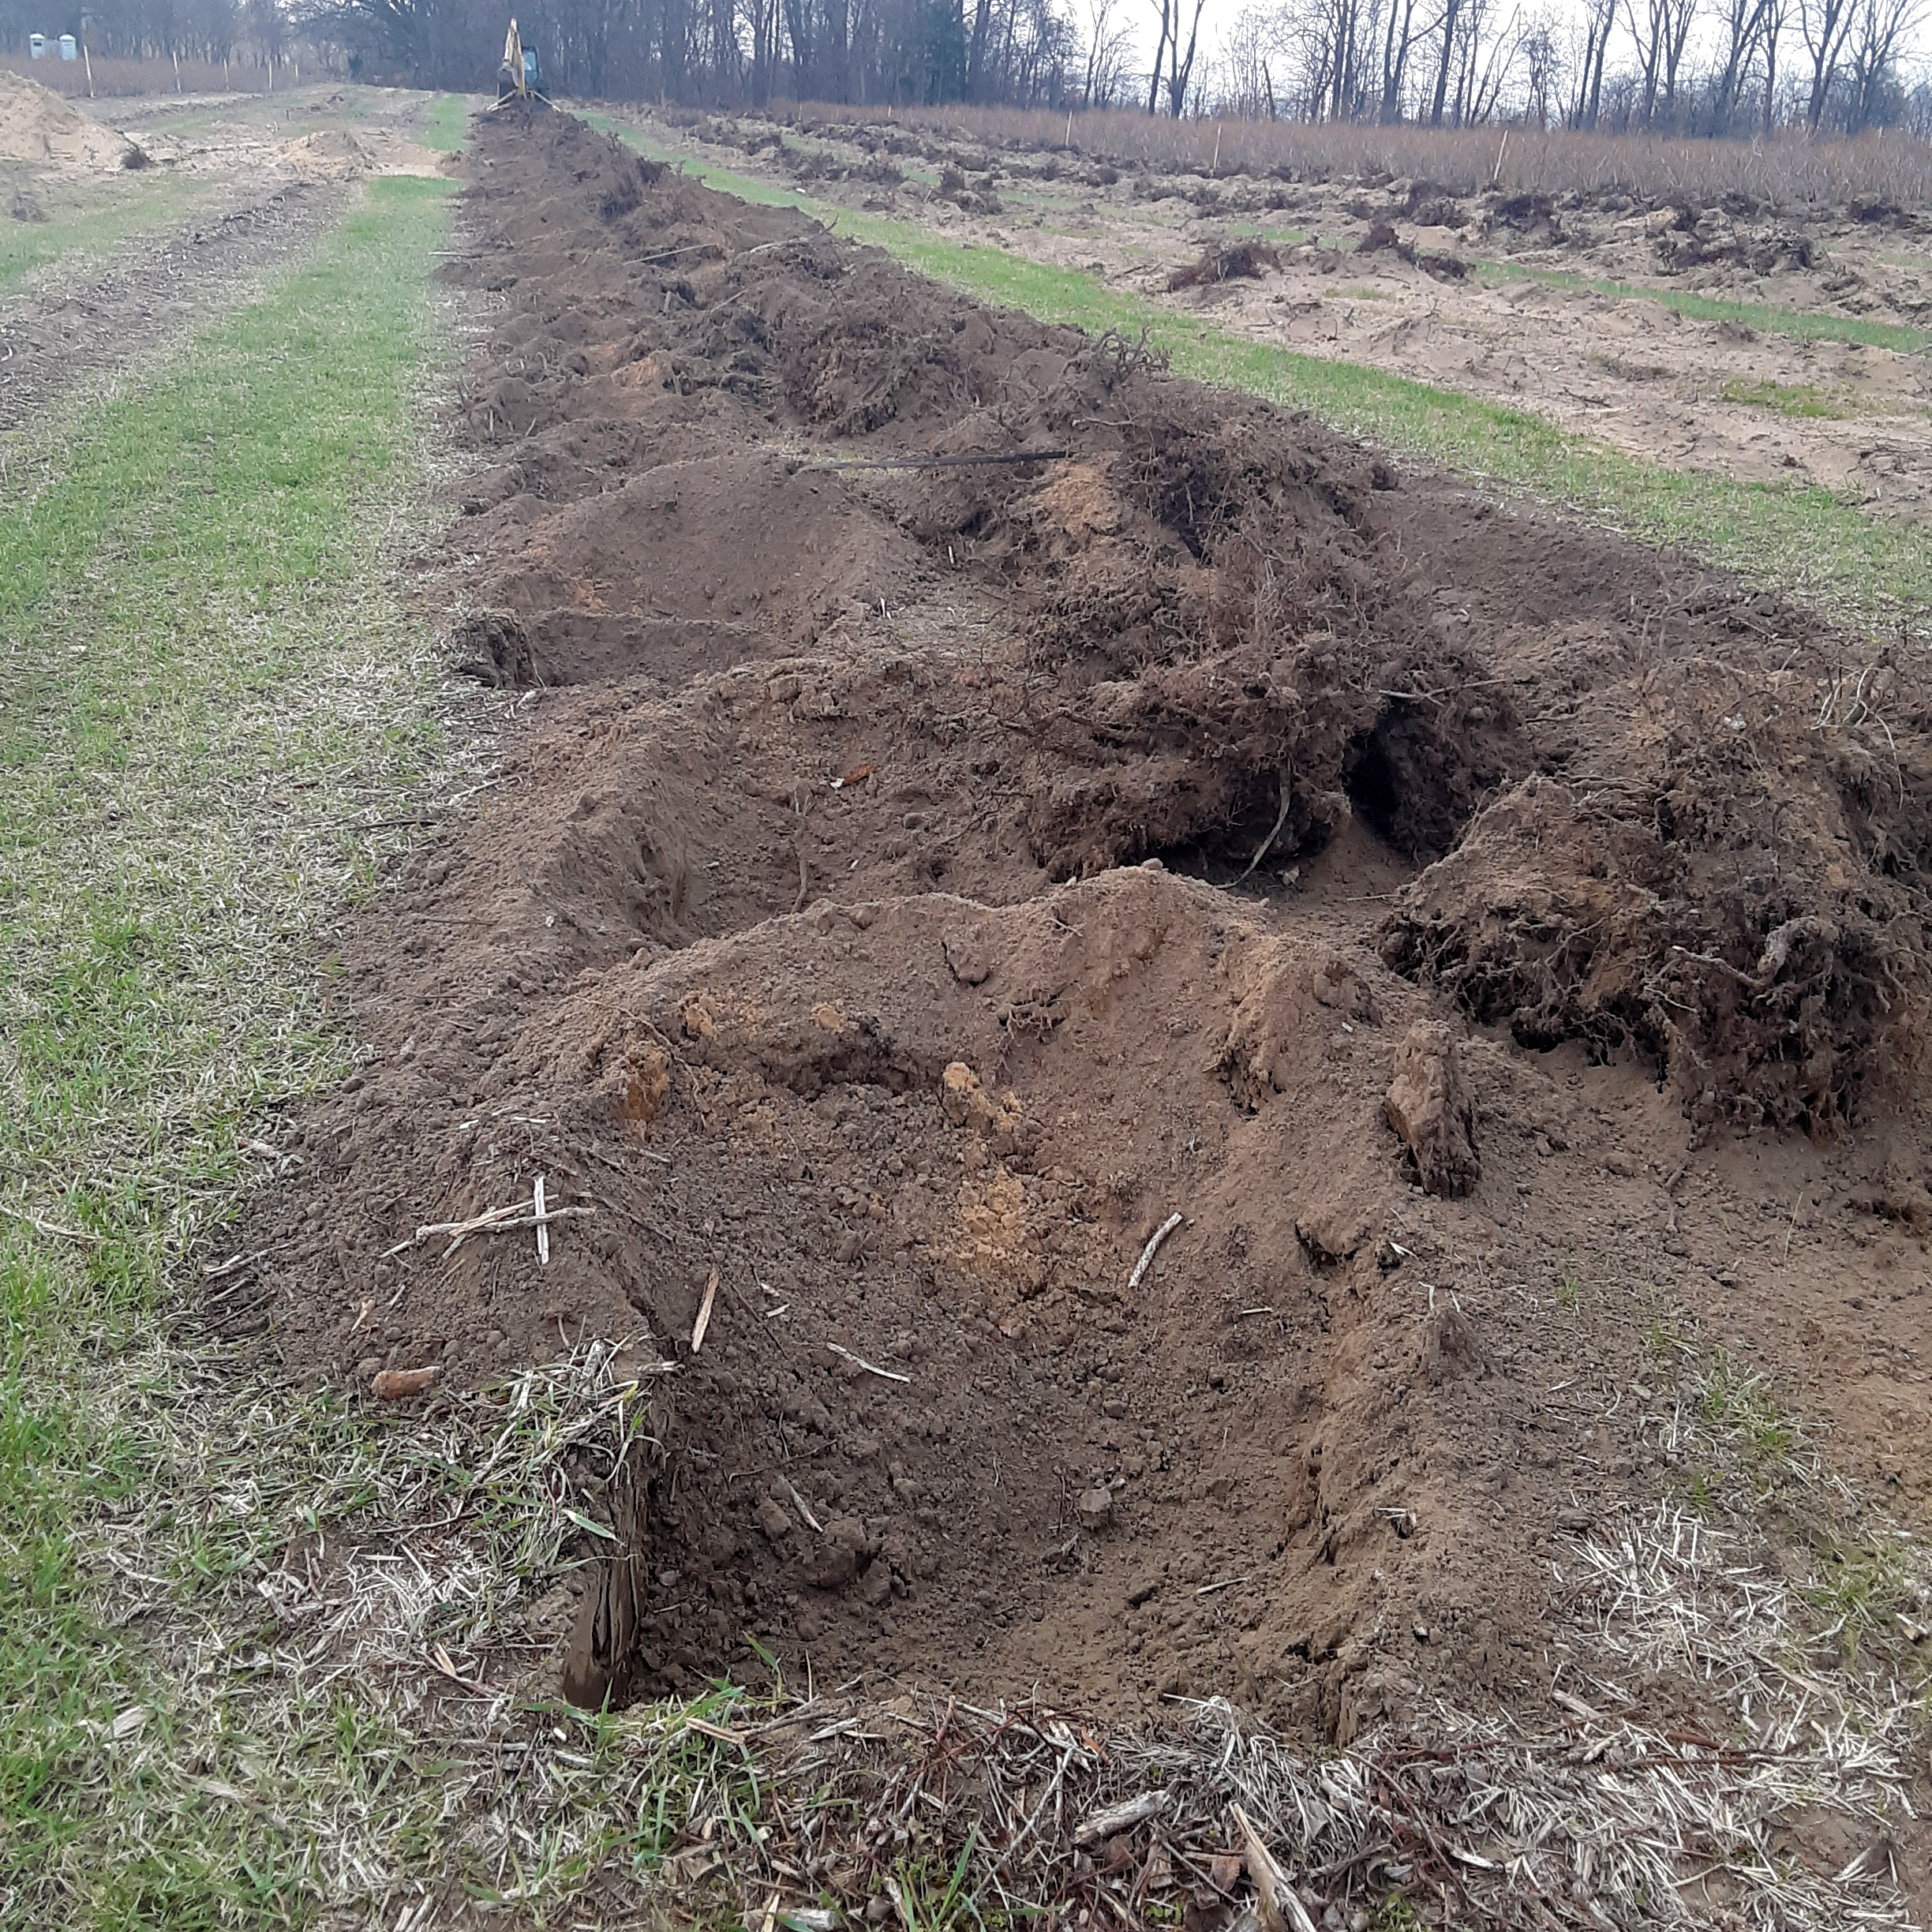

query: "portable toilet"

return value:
[58, 32, 77, 57]
[28, 31, 46, 54]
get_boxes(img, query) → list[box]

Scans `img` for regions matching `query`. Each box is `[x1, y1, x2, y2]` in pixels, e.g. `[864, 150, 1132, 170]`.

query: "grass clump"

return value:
[1719, 373, 1846, 417]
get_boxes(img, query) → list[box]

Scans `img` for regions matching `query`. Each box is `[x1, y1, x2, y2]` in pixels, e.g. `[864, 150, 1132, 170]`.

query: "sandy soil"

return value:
[211, 118, 1932, 1930]
[638, 107, 1932, 526]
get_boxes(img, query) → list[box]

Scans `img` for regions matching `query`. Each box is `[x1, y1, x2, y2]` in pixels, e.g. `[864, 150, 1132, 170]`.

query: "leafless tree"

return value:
[1625, 0, 1698, 122]
[1799, 0, 1858, 125]
[1148, 0, 1206, 112]
[1081, 0, 1131, 101]
[1563, 0, 1616, 123]
[1380, 0, 1420, 118]
[1842, 0, 1924, 127]
[1709, 0, 1774, 125]
[1760, 0, 1791, 131]
[1518, 12, 1561, 123]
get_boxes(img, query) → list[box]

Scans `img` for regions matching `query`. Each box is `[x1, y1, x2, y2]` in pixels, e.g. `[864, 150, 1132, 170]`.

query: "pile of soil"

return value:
[274, 128, 446, 180]
[238, 110, 1932, 1739]
[0, 70, 138, 170]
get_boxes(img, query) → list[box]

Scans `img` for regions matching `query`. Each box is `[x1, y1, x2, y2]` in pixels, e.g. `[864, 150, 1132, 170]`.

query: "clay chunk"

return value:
[1384, 1021, 1480, 1197]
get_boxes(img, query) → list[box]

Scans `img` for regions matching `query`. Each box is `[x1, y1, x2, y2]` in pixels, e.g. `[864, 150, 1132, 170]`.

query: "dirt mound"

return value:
[236, 112, 1932, 1740]
[1167, 241, 1282, 290]
[274, 127, 445, 180]
[1371, 504, 1932, 1136]
[0, 70, 138, 170]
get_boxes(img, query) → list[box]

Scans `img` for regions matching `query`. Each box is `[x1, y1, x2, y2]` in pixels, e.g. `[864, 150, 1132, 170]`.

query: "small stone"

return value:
[1604, 1150, 1641, 1178]
[755, 1497, 792, 1541]
[1103, 1396, 1128, 1419]
[1076, 1487, 1114, 1531]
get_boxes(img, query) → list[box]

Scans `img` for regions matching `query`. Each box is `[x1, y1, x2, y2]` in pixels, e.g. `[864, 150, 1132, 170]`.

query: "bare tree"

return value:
[1518, 11, 1561, 123]
[1145, 0, 1205, 112]
[1565, 0, 1616, 123]
[1761, 0, 1791, 129]
[1709, 0, 1774, 125]
[1625, 0, 1697, 121]
[1082, 0, 1130, 101]
[1799, 0, 1858, 125]
[1842, 0, 1923, 127]
[1380, 0, 1419, 118]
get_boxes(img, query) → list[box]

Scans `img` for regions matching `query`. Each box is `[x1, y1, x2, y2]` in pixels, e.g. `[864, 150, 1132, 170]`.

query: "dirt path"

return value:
[631, 107, 1932, 526]
[0, 87, 446, 436]
[0, 179, 346, 432]
[224, 110, 1932, 1921]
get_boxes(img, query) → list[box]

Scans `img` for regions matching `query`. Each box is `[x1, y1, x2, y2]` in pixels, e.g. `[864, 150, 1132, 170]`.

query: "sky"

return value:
[1105, 0, 1931, 106]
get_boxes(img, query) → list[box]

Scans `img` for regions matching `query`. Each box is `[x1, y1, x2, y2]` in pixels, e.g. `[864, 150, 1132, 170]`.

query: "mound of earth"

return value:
[0, 70, 138, 170]
[275, 127, 446, 180]
[236, 110, 1932, 1739]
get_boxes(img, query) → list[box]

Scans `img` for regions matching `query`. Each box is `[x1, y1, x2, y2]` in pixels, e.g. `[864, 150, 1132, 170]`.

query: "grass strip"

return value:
[1474, 257, 1932, 354]
[0, 170, 214, 297]
[0, 173, 477, 1925]
[421, 91, 466, 152]
[604, 115, 1931, 623]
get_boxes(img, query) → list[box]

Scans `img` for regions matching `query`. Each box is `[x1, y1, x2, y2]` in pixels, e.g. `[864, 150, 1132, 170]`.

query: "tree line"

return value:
[3, 0, 1924, 137]
[1215, 0, 1927, 134]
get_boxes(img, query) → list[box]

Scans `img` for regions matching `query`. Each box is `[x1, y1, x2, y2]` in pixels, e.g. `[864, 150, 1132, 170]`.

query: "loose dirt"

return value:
[640, 107, 1932, 523]
[238, 111, 1932, 1833]
[0, 70, 140, 170]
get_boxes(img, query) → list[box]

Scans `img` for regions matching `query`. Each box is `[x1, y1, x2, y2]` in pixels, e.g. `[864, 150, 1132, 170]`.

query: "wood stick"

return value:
[1127, 1213, 1183, 1292]
[827, 1341, 911, 1383]
[692, 1267, 718, 1353]
[783, 1475, 822, 1533]
[534, 1174, 549, 1267]
[440, 1206, 591, 1260]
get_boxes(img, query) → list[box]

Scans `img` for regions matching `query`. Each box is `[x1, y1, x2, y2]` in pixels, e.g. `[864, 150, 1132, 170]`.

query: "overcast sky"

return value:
[1106, 0, 1931, 99]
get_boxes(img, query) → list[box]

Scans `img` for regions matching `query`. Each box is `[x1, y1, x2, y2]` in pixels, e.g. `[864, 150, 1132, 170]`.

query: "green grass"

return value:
[0, 172, 477, 1923]
[0, 169, 212, 296]
[421, 92, 466, 152]
[598, 116, 1932, 625]
[1719, 373, 1847, 417]
[1476, 258, 1932, 355]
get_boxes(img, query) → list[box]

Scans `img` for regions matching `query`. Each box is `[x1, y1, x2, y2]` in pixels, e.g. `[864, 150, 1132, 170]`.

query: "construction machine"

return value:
[493, 17, 549, 107]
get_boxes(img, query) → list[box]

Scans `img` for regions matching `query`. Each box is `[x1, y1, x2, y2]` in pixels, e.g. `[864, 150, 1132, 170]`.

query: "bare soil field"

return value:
[648, 105, 1932, 523]
[214, 109, 1932, 1923]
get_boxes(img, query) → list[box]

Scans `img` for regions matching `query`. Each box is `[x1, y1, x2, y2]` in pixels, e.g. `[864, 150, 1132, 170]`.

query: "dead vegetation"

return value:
[766, 98, 1932, 214]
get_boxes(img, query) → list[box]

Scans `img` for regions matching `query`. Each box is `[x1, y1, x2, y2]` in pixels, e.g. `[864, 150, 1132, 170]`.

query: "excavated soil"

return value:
[0, 69, 140, 169]
[239, 111, 1932, 1744]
